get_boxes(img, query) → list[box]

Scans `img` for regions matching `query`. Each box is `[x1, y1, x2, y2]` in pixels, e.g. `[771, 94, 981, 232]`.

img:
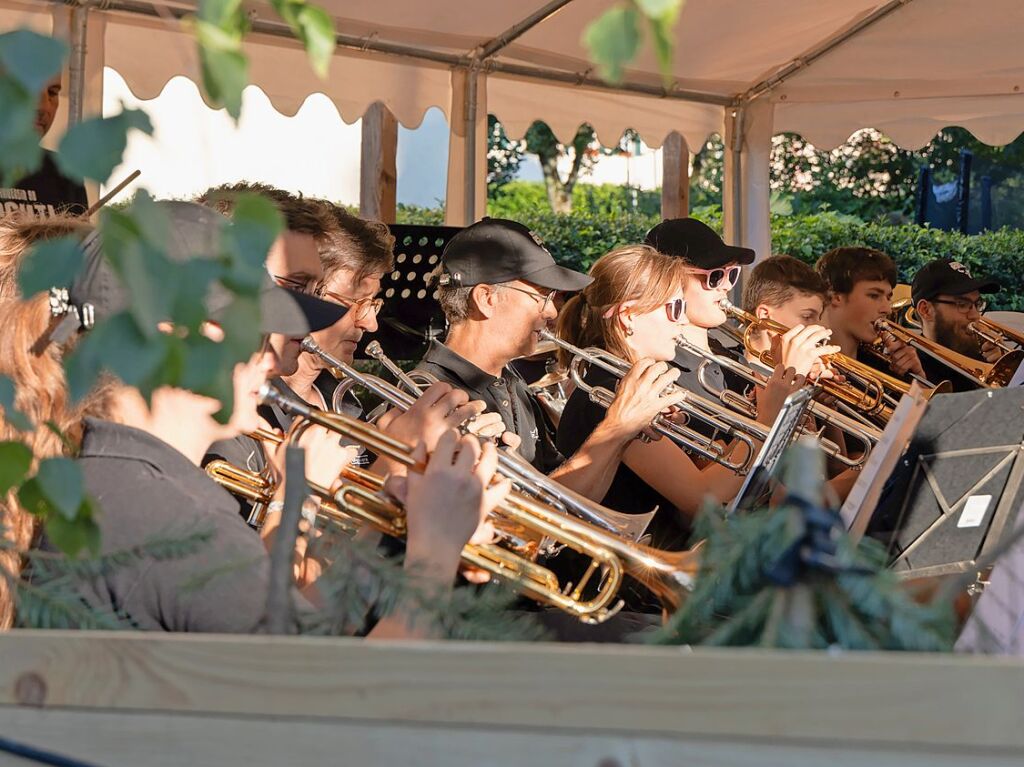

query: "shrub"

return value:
[396, 203, 1024, 311]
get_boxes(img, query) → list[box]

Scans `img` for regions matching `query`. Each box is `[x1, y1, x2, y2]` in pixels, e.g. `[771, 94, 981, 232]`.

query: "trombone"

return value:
[537, 329, 762, 474]
[301, 336, 656, 543]
[257, 384, 700, 623]
[970, 316, 1024, 355]
[880, 301, 1024, 388]
[675, 336, 881, 467]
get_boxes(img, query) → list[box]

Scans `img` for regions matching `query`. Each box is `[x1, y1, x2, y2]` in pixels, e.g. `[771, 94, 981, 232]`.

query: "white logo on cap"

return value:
[949, 262, 972, 277]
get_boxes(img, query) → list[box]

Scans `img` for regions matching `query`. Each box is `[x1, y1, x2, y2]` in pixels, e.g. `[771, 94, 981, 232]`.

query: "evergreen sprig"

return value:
[652, 445, 957, 651]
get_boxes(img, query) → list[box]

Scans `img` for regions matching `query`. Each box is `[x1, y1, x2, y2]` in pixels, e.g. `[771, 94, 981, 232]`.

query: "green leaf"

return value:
[99, 194, 177, 335]
[582, 6, 641, 84]
[194, 18, 249, 120]
[64, 311, 166, 401]
[0, 78, 43, 185]
[0, 30, 66, 94]
[44, 502, 101, 557]
[0, 374, 31, 431]
[17, 235, 85, 297]
[270, 1, 336, 78]
[198, 0, 245, 26]
[34, 457, 84, 521]
[0, 440, 32, 495]
[56, 108, 153, 184]
[223, 193, 284, 292]
[647, 13, 676, 85]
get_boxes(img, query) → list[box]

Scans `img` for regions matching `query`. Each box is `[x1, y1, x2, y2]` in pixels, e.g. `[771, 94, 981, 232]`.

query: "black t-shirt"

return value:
[671, 331, 751, 445]
[416, 340, 564, 473]
[53, 418, 310, 632]
[1, 150, 88, 218]
[556, 366, 691, 613]
[918, 350, 982, 394]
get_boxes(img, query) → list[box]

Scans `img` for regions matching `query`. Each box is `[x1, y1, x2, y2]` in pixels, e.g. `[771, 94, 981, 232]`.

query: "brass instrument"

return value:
[301, 336, 656, 543]
[878, 302, 1024, 388]
[969, 316, 1024, 354]
[675, 336, 881, 467]
[537, 329, 760, 474]
[258, 383, 700, 622]
[718, 298, 950, 424]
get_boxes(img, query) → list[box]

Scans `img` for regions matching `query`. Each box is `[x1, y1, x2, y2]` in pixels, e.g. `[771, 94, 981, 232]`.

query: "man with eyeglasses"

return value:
[419, 217, 681, 503]
[911, 259, 1003, 392]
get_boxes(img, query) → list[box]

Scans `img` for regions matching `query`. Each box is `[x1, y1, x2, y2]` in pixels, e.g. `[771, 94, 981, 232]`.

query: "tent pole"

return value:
[68, 1, 733, 107]
[479, 0, 578, 59]
[463, 62, 481, 224]
[67, 0, 101, 127]
[741, 0, 917, 103]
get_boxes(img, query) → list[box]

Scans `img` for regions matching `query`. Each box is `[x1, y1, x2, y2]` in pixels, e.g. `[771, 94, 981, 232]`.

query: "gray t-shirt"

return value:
[61, 418, 309, 632]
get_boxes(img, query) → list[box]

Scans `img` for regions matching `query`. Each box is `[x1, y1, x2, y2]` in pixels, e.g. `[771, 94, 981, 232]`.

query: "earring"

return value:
[625, 327, 634, 337]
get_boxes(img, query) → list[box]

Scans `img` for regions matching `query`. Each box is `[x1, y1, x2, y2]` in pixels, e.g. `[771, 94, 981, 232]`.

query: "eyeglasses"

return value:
[321, 290, 384, 320]
[269, 272, 318, 295]
[933, 297, 987, 314]
[665, 297, 686, 323]
[500, 284, 558, 311]
[688, 265, 741, 291]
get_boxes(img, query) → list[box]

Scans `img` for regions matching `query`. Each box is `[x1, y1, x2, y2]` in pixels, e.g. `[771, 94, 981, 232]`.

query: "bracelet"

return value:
[265, 497, 318, 526]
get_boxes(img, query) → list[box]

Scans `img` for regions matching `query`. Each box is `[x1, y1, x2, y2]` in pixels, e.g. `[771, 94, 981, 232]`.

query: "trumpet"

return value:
[719, 298, 949, 423]
[970, 316, 1024, 354]
[675, 336, 880, 467]
[301, 336, 655, 543]
[257, 383, 700, 622]
[878, 302, 1024, 388]
[537, 329, 761, 474]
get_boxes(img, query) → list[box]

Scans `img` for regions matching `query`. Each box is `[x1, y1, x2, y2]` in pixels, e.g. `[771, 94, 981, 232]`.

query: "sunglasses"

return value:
[665, 297, 686, 323]
[688, 265, 741, 291]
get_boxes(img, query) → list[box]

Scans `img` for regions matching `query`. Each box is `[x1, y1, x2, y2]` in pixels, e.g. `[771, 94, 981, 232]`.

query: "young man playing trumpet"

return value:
[911, 258, 1004, 392]
[815, 246, 926, 381]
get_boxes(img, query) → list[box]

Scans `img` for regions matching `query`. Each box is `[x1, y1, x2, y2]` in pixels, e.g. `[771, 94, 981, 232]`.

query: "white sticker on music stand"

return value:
[958, 494, 993, 528]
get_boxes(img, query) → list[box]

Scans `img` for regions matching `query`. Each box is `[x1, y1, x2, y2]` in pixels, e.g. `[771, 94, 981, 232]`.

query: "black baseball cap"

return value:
[438, 218, 591, 292]
[644, 218, 755, 268]
[911, 259, 1001, 304]
[52, 200, 345, 340]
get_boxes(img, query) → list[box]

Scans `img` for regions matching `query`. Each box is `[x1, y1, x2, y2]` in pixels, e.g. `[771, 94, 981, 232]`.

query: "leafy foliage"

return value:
[650, 445, 956, 651]
[582, 0, 685, 84]
[191, 0, 335, 120]
[56, 108, 154, 184]
[0, 30, 66, 184]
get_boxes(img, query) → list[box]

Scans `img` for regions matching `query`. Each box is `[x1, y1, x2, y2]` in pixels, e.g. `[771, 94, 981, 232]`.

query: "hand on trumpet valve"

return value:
[603, 358, 685, 442]
[773, 324, 840, 380]
[391, 432, 510, 585]
[878, 327, 925, 378]
[376, 381, 488, 459]
[755, 365, 807, 426]
[980, 338, 1005, 364]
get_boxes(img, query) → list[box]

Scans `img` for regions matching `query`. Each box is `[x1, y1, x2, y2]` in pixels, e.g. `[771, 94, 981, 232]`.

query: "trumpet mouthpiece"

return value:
[300, 336, 320, 354]
[365, 340, 384, 358]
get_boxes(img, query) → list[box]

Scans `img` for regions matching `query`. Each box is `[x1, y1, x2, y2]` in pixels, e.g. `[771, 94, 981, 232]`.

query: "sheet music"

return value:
[1007, 358, 1024, 387]
[840, 383, 929, 540]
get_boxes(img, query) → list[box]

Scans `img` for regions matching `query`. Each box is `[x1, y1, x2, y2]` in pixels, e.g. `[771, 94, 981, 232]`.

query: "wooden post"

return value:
[360, 102, 398, 223]
[661, 131, 690, 220]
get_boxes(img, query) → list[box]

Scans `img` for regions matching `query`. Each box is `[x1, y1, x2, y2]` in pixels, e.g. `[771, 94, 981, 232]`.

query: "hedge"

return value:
[395, 205, 1024, 311]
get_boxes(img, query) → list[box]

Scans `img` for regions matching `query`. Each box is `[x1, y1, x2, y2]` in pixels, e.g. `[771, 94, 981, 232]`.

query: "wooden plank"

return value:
[1, 706, 1018, 767]
[359, 101, 398, 223]
[1, 631, 1023, 754]
[661, 130, 689, 219]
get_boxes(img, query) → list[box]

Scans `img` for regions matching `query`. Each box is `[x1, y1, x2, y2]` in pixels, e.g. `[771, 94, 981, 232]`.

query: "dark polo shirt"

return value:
[671, 330, 750, 441]
[204, 377, 367, 525]
[415, 340, 564, 473]
[63, 418, 309, 632]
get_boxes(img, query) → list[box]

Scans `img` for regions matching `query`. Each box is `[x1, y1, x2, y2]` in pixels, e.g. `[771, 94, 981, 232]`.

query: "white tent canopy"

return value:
[4, 0, 1024, 256]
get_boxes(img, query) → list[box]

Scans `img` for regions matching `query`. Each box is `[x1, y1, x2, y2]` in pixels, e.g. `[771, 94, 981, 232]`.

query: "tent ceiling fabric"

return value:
[5, 0, 1024, 150]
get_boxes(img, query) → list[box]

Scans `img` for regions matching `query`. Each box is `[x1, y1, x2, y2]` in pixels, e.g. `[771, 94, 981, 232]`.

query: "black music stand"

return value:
[870, 388, 1024, 581]
[357, 224, 460, 361]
